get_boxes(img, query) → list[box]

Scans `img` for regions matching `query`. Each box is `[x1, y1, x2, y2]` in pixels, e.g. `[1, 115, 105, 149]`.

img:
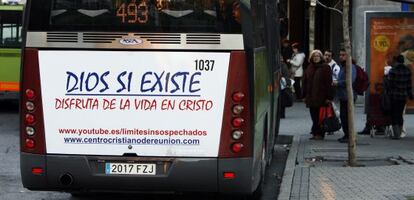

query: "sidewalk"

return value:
[278, 102, 414, 200]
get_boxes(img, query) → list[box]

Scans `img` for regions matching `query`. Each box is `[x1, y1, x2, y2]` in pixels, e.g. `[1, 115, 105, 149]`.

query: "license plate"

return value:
[105, 163, 156, 175]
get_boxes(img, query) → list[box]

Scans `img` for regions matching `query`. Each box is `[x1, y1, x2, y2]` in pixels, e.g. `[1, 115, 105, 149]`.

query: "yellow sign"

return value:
[373, 35, 390, 52]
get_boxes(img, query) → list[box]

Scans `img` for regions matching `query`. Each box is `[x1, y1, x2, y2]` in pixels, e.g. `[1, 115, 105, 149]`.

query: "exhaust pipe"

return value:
[59, 173, 73, 186]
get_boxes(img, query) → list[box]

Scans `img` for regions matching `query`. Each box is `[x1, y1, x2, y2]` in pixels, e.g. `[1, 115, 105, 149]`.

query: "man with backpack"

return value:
[353, 60, 370, 96]
[334, 49, 357, 143]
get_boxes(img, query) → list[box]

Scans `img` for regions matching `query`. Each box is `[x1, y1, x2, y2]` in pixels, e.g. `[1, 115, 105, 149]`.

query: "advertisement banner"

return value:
[38, 51, 230, 157]
[368, 13, 414, 112]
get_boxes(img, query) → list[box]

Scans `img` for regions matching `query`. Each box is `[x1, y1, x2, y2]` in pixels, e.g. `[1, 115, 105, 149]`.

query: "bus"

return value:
[20, 0, 281, 198]
[0, 3, 23, 98]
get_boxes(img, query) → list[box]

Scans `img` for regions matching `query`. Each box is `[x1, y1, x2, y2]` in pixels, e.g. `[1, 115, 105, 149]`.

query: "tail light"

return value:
[25, 138, 35, 149]
[219, 51, 252, 158]
[26, 101, 35, 111]
[231, 143, 244, 153]
[232, 92, 245, 102]
[32, 167, 43, 175]
[26, 127, 35, 136]
[25, 89, 35, 100]
[232, 130, 244, 140]
[232, 105, 244, 115]
[231, 117, 244, 127]
[20, 48, 46, 154]
[223, 172, 236, 179]
[25, 114, 35, 124]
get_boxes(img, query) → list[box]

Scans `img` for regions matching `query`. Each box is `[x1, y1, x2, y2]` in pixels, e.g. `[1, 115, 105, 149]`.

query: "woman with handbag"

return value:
[303, 50, 335, 140]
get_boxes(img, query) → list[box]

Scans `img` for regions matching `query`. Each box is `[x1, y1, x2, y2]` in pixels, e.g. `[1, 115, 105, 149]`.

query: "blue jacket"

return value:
[336, 64, 357, 101]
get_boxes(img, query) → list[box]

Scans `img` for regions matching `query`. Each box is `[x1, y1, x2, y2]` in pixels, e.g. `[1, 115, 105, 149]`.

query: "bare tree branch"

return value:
[333, 0, 342, 9]
[317, 0, 343, 15]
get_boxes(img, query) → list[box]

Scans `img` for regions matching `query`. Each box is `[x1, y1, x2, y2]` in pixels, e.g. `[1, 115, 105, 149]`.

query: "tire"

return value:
[245, 144, 266, 200]
[266, 137, 274, 166]
[264, 117, 273, 166]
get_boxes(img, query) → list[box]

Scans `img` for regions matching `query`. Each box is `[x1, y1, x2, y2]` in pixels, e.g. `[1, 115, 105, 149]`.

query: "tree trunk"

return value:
[309, 4, 315, 53]
[343, 0, 357, 166]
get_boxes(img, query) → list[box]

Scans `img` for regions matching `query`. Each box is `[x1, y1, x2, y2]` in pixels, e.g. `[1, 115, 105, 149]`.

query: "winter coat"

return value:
[303, 61, 334, 107]
[336, 64, 356, 101]
[289, 52, 305, 77]
[328, 60, 340, 81]
[388, 63, 413, 101]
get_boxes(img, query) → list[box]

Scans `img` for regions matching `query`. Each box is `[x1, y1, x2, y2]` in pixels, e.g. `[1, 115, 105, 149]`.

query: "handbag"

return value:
[319, 103, 341, 132]
[281, 88, 293, 107]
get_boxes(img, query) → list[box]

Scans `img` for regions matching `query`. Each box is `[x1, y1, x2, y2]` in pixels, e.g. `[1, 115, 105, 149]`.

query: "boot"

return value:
[401, 126, 407, 138]
[392, 125, 402, 140]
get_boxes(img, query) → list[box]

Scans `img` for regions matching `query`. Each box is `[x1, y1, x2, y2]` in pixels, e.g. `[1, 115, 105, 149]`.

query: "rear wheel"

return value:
[264, 116, 273, 166]
[266, 138, 273, 166]
[246, 143, 266, 200]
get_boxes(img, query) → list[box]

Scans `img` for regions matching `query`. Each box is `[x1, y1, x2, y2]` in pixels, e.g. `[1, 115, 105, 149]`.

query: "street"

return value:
[0, 99, 287, 200]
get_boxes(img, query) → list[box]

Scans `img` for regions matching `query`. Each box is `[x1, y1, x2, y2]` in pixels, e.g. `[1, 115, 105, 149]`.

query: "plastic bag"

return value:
[331, 102, 340, 118]
[319, 103, 341, 132]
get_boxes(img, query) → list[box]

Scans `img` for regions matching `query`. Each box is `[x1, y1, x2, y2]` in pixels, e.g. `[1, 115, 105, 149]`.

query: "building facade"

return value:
[283, 0, 402, 65]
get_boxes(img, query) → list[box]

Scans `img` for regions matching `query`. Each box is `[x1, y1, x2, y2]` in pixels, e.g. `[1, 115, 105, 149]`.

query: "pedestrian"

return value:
[357, 56, 394, 135]
[287, 43, 305, 100]
[335, 49, 357, 143]
[324, 50, 340, 135]
[303, 49, 334, 140]
[324, 50, 340, 81]
[280, 62, 293, 118]
[281, 39, 293, 65]
[387, 55, 413, 139]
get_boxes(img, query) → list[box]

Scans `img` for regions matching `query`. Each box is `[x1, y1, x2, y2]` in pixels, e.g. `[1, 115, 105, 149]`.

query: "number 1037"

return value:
[195, 60, 215, 71]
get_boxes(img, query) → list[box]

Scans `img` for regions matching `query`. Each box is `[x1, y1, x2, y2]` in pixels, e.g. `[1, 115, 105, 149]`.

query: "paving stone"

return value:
[281, 103, 414, 200]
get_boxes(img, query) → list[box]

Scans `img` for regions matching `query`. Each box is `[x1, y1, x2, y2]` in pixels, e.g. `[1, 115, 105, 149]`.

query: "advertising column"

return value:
[367, 12, 414, 116]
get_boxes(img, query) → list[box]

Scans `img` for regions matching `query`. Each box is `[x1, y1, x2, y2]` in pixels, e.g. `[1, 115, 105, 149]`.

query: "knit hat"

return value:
[309, 49, 323, 62]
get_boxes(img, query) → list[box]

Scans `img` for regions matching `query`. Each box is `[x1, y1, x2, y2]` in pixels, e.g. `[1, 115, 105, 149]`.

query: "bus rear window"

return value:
[28, 0, 241, 33]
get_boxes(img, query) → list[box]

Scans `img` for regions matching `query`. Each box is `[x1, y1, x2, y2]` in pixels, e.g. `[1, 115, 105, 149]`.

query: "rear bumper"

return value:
[21, 153, 254, 194]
